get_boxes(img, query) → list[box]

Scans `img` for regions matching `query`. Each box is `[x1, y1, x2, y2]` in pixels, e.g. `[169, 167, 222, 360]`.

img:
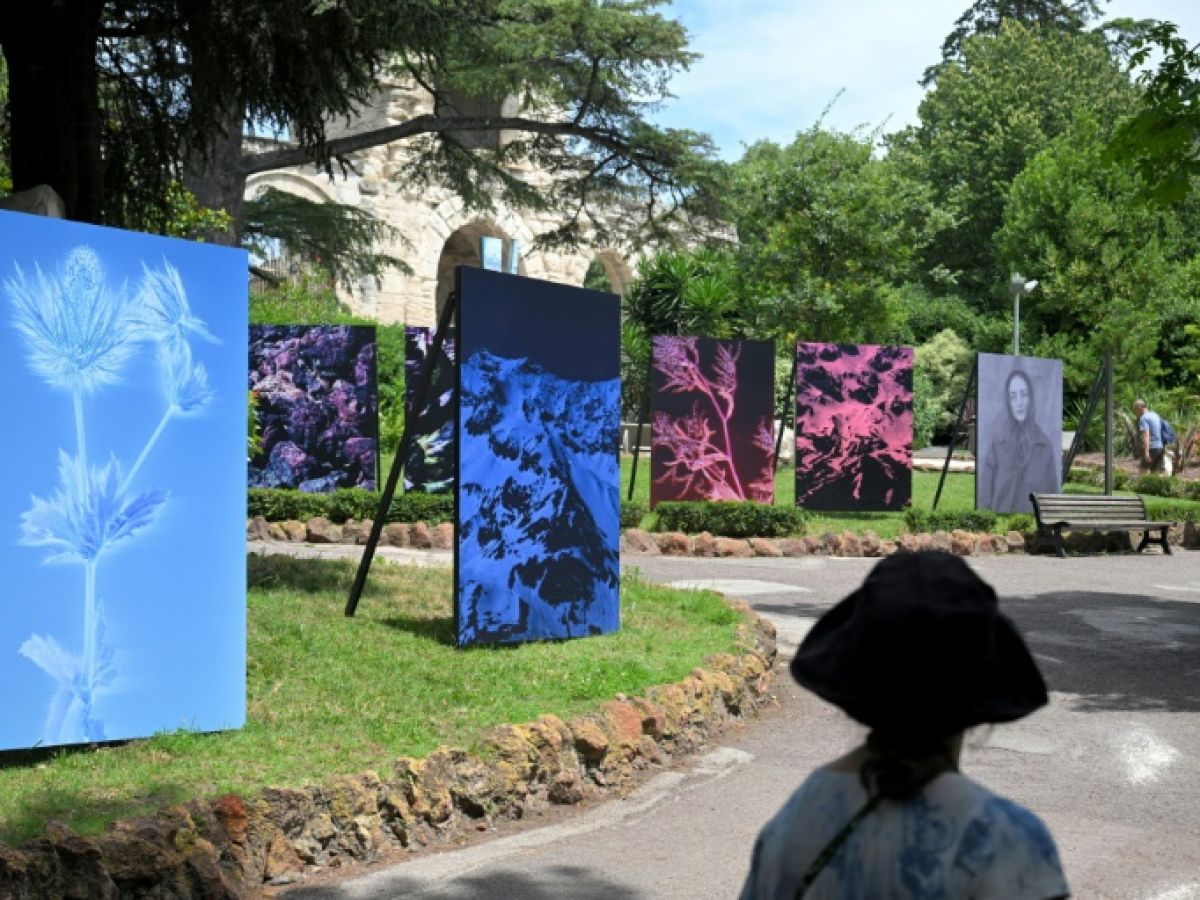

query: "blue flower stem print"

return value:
[74, 392, 88, 464]
[6, 250, 212, 746]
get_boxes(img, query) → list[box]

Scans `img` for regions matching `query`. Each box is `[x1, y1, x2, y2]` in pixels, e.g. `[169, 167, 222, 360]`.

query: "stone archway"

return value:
[244, 171, 338, 205]
[434, 220, 521, 317]
[584, 251, 634, 297]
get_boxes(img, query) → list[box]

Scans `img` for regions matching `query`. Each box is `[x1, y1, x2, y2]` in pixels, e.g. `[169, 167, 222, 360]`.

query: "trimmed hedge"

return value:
[904, 508, 998, 534]
[652, 501, 806, 538]
[620, 500, 647, 529]
[1065, 466, 1130, 490]
[248, 488, 453, 525]
[1127, 473, 1183, 498]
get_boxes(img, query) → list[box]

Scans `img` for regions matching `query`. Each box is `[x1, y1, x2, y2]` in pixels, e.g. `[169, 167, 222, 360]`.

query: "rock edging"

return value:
[0, 607, 776, 899]
[622, 521, 1200, 557]
[249, 516, 1200, 558]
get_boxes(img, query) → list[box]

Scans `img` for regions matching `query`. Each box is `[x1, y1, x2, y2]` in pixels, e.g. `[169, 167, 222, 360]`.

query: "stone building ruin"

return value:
[245, 77, 645, 326]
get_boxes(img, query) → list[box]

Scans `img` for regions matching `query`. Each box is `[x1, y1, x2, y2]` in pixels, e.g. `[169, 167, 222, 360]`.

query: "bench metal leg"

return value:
[1034, 526, 1068, 557]
[1136, 529, 1173, 554]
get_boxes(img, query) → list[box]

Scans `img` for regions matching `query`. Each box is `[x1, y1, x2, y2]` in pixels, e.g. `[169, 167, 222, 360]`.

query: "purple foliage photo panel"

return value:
[404, 326, 456, 493]
[248, 325, 378, 491]
[794, 342, 913, 511]
[456, 267, 620, 647]
[976, 353, 1063, 514]
[650, 336, 776, 506]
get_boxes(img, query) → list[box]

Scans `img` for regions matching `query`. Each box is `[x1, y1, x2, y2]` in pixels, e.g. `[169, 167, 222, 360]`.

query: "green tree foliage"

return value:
[241, 188, 406, 288]
[891, 20, 1136, 306]
[248, 276, 407, 460]
[728, 126, 947, 345]
[926, 0, 1103, 83]
[1106, 20, 1200, 204]
[914, 328, 974, 440]
[0, 54, 9, 195]
[996, 115, 1200, 397]
[620, 248, 742, 415]
[0, 1, 719, 254]
[889, 284, 1009, 351]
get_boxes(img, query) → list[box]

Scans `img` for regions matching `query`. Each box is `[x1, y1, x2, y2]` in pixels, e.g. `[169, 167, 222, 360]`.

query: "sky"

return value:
[656, 0, 1200, 159]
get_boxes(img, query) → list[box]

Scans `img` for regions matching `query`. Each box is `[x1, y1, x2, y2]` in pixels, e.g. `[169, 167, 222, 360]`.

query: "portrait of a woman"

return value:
[979, 362, 1061, 513]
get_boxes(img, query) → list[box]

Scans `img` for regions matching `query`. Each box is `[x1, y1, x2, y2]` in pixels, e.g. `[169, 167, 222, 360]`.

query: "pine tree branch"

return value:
[238, 114, 661, 177]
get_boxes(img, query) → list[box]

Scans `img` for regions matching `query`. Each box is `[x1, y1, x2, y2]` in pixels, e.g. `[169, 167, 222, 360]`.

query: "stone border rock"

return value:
[622, 527, 1028, 557]
[0, 607, 776, 899]
[622, 522, 1200, 557]
[248, 516, 1200, 559]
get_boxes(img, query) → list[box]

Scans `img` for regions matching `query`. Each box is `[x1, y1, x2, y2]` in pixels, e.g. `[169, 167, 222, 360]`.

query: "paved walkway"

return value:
[260, 542, 1200, 900]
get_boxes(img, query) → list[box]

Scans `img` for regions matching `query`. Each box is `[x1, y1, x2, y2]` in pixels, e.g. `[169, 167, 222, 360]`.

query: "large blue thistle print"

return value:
[0, 211, 247, 750]
[455, 267, 620, 647]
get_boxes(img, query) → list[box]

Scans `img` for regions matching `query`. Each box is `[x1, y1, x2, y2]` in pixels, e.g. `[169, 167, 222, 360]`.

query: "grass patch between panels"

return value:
[0, 556, 748, 844]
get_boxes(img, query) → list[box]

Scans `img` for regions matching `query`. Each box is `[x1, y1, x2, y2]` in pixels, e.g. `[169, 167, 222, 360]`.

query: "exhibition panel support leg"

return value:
[626, 358, 653, 502]
[346, 291, 459, 617]
[1061, 359, 1107, 484]
[933, 358, 977, 511]
[773, 347, 799, 478]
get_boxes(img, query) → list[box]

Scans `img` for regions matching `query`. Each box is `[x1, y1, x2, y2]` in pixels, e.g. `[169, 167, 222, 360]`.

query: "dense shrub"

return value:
[621, 500, 647, 529]
[1065, 467, 1129, 490]
[247, 489, 329, 522]
[248, 488, 453, 524]
[652, 501, 806, 537]
[1001, 513, 1036, 533]
[1127, 474, 1182, 498]
[904, 508, 999, 534]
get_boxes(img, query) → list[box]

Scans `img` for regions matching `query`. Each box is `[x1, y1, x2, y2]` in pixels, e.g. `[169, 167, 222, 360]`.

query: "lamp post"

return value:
[1009, 273, 1039, 355]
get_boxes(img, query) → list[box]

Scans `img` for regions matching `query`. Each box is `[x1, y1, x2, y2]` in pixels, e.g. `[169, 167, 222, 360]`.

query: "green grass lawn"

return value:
[622, 457, 1200, 538]
[0, 557, 748, 844]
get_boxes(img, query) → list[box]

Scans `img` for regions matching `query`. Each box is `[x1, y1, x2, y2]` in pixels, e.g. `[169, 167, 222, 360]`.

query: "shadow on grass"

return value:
[0, 775, 193, 845]
[248, 554, 387, 595]
[378, 614, 457, 645]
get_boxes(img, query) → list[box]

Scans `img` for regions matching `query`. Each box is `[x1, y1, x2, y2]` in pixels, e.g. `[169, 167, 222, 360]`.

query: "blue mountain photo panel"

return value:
[0, 210, 248, 750]
[455, 267, 620, 647]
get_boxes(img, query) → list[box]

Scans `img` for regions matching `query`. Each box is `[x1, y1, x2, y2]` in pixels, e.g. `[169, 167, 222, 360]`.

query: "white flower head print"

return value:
[6, 247, 213, 745]
[7, 246, 136, 396]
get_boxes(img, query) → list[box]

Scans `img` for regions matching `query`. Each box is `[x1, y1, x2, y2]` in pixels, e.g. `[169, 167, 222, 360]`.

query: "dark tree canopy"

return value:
[0, 0, 720, 251]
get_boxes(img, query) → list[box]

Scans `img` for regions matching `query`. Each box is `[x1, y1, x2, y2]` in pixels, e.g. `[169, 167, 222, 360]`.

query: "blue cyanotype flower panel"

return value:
[404, 326, 456, 494]
[248, 325, 379, 492]
[455, 267, 620, 647]
[0, 209, 247, 751]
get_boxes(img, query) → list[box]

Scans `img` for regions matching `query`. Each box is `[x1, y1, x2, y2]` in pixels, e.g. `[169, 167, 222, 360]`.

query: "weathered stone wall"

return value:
[245, 79, 643, 326]
[0, 608, 776, 898]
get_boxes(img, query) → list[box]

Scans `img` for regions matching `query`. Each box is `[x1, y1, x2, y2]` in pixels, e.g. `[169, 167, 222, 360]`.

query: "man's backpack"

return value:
[1161, 418, 1176, 445]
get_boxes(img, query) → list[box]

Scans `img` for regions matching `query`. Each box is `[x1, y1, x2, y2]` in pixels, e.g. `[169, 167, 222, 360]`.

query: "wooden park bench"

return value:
[1029, 493, 1176, 558]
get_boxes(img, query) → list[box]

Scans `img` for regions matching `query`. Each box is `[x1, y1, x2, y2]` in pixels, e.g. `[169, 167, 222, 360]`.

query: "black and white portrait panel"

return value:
[976, 353, 1063, 514]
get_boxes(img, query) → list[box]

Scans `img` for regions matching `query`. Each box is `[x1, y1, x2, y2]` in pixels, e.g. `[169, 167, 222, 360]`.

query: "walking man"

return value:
[1133, 399, 1166, 473]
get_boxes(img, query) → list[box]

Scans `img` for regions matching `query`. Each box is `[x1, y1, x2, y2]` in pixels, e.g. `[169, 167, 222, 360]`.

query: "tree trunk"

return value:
[182, 108, 247, 247]
[0, 3, 105, 222]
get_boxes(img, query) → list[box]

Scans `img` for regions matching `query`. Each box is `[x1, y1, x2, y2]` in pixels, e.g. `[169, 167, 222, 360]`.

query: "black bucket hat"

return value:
[790, 551, 1048, 736]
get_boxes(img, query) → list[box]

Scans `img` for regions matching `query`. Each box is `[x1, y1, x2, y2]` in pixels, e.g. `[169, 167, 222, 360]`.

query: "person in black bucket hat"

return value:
[739, 552, 1069, 899]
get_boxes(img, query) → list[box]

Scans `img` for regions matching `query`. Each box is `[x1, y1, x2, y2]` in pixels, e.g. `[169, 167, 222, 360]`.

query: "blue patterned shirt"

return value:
[740, 769, 1069, 899]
